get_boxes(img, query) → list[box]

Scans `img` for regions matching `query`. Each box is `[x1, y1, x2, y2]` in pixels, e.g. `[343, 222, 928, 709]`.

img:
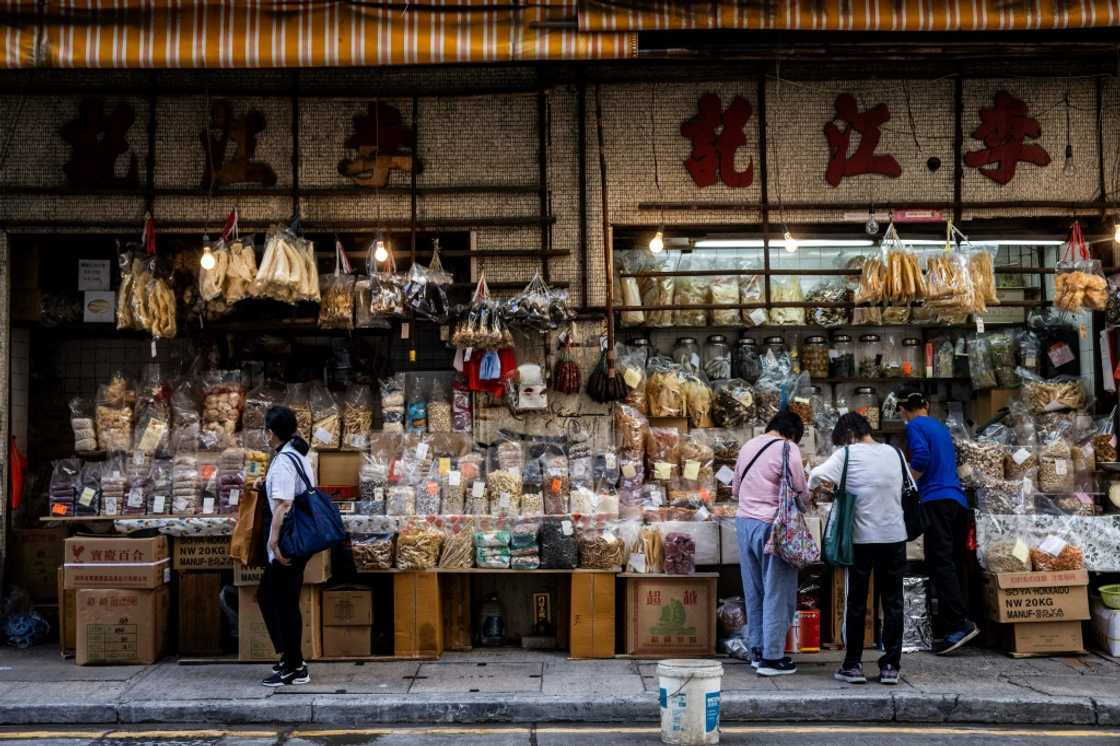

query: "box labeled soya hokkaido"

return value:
[233, 550, 331, 586]
[984, 570, 1090, 624]
[64, 536, 170, 590]
[173, 535, 232, 571]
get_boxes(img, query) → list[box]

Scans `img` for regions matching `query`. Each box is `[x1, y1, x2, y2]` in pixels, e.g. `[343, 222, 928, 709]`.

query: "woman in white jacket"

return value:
[809, 412, 911, 686]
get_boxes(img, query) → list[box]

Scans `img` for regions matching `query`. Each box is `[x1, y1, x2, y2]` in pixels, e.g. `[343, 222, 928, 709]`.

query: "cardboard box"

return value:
[237, 585, 322, 661]
[442, 573, 472, 652]
[177, 572, 224, 657]
[322, 625, 372, 658]
[76, 586, 170, 665]
[322, 587, 373, 626]
[58, 568, 76, 654]
[318, 452, 362, 498]
[394, 572, 442, 658]
[1005, 620, 1085, 656]
[173, 535, 233, 571]
[625, 575, 716, 657]
[974, 388, 1016, 428]
[12, 528, 66, 602]
[1090, 597, 1120, 657]
[570, 571, 615, 659]
[830, 567, 876, 648]
[984, 570, 1090, 624]
[233, 550, 331, 586]
[64, 536, 171, 590]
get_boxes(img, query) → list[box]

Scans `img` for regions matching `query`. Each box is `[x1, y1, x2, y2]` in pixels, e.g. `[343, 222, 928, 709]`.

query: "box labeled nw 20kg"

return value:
[984, 570, 1090, 624]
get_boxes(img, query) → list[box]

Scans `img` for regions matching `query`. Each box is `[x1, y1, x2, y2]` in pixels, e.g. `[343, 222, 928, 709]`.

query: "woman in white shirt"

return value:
[257, 405, 316, 688]
[809, 412, 910, 687]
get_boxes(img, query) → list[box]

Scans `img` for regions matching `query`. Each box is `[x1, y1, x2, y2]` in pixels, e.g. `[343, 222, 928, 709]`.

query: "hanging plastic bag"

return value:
[1055, 221, 1107, 312]
[318, 240, 355, 330]
[404, 239, 453, 323]
[368, 244, 406, 318]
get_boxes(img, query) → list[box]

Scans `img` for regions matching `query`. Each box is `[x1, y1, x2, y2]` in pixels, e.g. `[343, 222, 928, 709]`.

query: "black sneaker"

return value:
[756, 657, 797, 677]
[934, 622, 979, 656]
[879, 665, 900, 685]
[262, 665, 311, 687]
[833, 663, 867, 684]
[272, 656, 286, 674]
[750, 648, 763, 670]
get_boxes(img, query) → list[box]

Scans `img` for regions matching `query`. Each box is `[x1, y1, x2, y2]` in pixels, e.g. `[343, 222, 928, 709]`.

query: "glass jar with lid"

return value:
[857, 334, 882, 379]
[901, 338, 923, 378]
[830, 334, 855, 378]
[853, 386, 881, 430]
[625, 338, 651, 366]
[672, 337, 701, 374]
[800, 336, 829, 379]
[733, 337, 761, 383]
[762, 335, 792, 378]
[704, 335, 732, 380]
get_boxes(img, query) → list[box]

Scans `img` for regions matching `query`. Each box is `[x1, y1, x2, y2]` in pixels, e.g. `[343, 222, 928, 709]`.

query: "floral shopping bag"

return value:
[764, 443, 820, 569]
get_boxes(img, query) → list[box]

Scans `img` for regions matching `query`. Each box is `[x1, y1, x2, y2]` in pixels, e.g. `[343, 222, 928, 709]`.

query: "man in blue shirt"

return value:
[897, 388, 979, 655]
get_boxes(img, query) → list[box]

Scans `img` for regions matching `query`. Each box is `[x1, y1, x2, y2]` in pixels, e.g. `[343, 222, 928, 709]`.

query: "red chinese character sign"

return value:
[964, 91, 1050, 185]
[823, 93, 902, 187]
[680, 93, 754, 188]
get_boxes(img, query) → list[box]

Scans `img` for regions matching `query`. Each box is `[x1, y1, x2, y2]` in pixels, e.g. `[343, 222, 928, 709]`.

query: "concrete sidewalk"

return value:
[1, 646, 1119, 727]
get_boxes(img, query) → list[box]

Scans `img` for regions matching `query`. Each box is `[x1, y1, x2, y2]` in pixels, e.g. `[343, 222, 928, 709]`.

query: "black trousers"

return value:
[844, 541, 906, 670]
[922, 499, 970, 635]
[257, 554, 309, 669]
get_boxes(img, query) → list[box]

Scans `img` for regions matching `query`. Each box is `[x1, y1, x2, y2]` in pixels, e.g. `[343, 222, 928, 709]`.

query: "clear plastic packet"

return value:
[617, 251, 647, 328]
[223, 237, 257, 305]
[626, 524, 664, 574]
[122, 454, 151, 516]
[49, 459, 81, 517]
[1017, 367, 1087, 414]
[147, 458, 173, 515]
[511, 518, 540, 556]
[982, 535, 1033, 573]
[452, 376, 473, 433]
[503, 271, 572, 331]
[427, 379, 452, 434]
[369, 247, 407, 318]
[1018, 329, 1042, 377]
[404, 241, 453, 323]
[683, 373, 714, 429]
[852, 254, 886, 306]
[538, 446, 570, 516]
[359, 453, 389, 516]
[712, 379, 754, 428]
[133, 401, 170, 456]
[577, 516, 626, 570]
[806, 283, 851, 328]
[672, 258, 709, 327]
[593, 449, 621, 495]
[387, 484, 417, 516]
[200, 370, 244, 451]
[678, 434, 716, 507]
[243, 381, 283, 432]
[709, 272, 741, 326]
[988, 331, 1019, 388]
[663, 531, 697, 575]
[196, 454, 220, 515]
[456, 450, 487, 515]
[396, 517, 444, 569]
[705, 429, 743, 504]
[1029, 535, 1085, 571]
[645, 426, 682, 485]
[439, 516, 476, 569]
[115, 247, 138, 331]
[1055, 222, 1107, 312]
[647, 358, 686, 418]
[352, 532, 395, 571]
[98, 455, 127, 517]
[1037, 427, 1075, 494]
[1004, 445, 1039, 483]
[217, 446, 245, 515]
[318, 241, 356, 330]
[768, 277, 805, 325]
[75, 461, 102, 516]
[250, 227, 319, 303]
[968, 336, 997, 390]
[474, 516, 512, 568]
[487, 438, 524, 516]
[540, 517, 579, 568]
[739, 263, 767, 327]
[618, 343, 649, 415]
[974, 473, 1029, 514]
[639, 252, 675, 327]
[96, 373, 135, 452]
[307, 382, 340, 450]
[340, 385, 373, 451]
[170, 381, 200, 452]
[416, 460, 444, 516]
[379, 374, 406, 433]
[1092, 410, 1118, 464]
[406, 373, 429, 433]
[69, 398, 97, 453]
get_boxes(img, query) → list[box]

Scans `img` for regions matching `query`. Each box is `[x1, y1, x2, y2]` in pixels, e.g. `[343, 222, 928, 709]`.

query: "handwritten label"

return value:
[1012, 448, 1031, 465]
[654, 461, 672, 481]
[629, 553, 647, 574]
[683, 460, 700, 481]
[202, 497, 216, 514]
[622, 463, 637, 479]
[448, 470, 461, 487]
[229, 489, 240, 506]
[416, 442, 429, 460]
[623, 367, 642, 388]
[1038, 534, 1067, 557]
[152, 496, 166, 513]
[499, 492, 511, 508]
[314, 427, 333, 445]
[473, 481, 486, 498]
[561, 520, 573, 536]
[975, 317, 985, 334]
[715, 465, 735, 485]
[1055, 459, 1068, 476]
[127, 488, 144, 509]
[79, 488, 96, 507]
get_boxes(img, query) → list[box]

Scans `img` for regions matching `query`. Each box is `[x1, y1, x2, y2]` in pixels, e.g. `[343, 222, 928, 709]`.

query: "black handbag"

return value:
[278, 453, 347, 560]
[896, 447, 926, 541]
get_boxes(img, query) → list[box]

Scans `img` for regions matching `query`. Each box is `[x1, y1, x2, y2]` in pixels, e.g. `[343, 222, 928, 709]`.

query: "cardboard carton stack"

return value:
[322, 586, 374, 658]
[984, 569, 1090, 656]
[234, 551, 330, 661]
[63, 536, 171, 665]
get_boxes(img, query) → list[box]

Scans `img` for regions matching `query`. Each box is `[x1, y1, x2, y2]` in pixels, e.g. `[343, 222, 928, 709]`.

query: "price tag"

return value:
[416, 442, 429, 460]
[828, 350, 839, 360]
[654, 462, 672, 481]
[561, 520, 574, 536]
[1038, 534, 1067, 557]
[622, 463, 637, 479]
[448, 470, 461, 487]
[473, 481, 486, 498]
[314, 427, 333, 445]
[651, 488, 663, 507]
[202, 497, 215, 514]
[127, 488, 144, 509]
[551, 477, 563, 494]
[1023, 478, 1034, 495]
[1012, 538, 1030, 565]
[697, 506, 711, 521]
[623, 367, 642, 388]
[151, 339, 157, 358]
[628, 552, 647, 574]
[229, 488, 240, 506]
[103, 497, 118, 516]
[401, 322, 410, 339]
[715, 465, 735, 485]
[1055, 459, 1068, 476]
[1012, 448, 1031, 465]
[603, 530, 617, 544]
[1048, 342, 1075, 368]
[409, 349, 417, 363]
[975, 317, 985, 334]
[439, 457, 451, 476]
[690, 353, 701, 370]
[499, 492, 511, 508]
[837, 407, 849, 416]
[427, 482, 440, 497]
[750, 309, 769, 326]
[133, 451, 146, 466]
[605, 453, 617, 470]
[152, 495, 166, 513]
[683, 460, 700, 481]
[79, 488, 96, 507]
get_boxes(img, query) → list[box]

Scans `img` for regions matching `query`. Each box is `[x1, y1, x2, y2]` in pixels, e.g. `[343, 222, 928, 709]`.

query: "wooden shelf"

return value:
[619, 572, 720, 578]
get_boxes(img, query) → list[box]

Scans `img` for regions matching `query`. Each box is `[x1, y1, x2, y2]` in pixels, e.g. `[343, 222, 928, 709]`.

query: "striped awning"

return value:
[579, 0, 1120, 32]
[0, 0, 635, 69]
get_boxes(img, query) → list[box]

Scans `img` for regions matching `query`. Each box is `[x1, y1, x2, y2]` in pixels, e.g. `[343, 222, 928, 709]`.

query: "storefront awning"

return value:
[579, 0, 1120, 33]
[0, 0, 636, 69]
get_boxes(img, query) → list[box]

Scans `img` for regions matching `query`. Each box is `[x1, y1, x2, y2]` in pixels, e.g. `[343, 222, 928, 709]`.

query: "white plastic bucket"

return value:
[657, 659, 724, 745]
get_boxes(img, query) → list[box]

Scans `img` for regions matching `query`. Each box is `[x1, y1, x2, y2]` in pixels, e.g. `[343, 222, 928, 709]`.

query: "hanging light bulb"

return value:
[649, 228, 665, 254]
[1113, 219, 1120, 244]
[200, 236, 216, 270]
[374, 233, 389, 263]
[1063, 144, 1075, 177]
[782, 229, 799, 253]
[865, 209, 879, 236]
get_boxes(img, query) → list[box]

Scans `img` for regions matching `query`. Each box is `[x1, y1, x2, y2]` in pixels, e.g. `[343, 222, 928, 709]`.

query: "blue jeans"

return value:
[736, 517, 799, 660]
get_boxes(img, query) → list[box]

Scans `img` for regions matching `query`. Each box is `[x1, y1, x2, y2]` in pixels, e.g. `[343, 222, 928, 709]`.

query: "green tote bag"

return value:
[822, 447, 856, 567]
